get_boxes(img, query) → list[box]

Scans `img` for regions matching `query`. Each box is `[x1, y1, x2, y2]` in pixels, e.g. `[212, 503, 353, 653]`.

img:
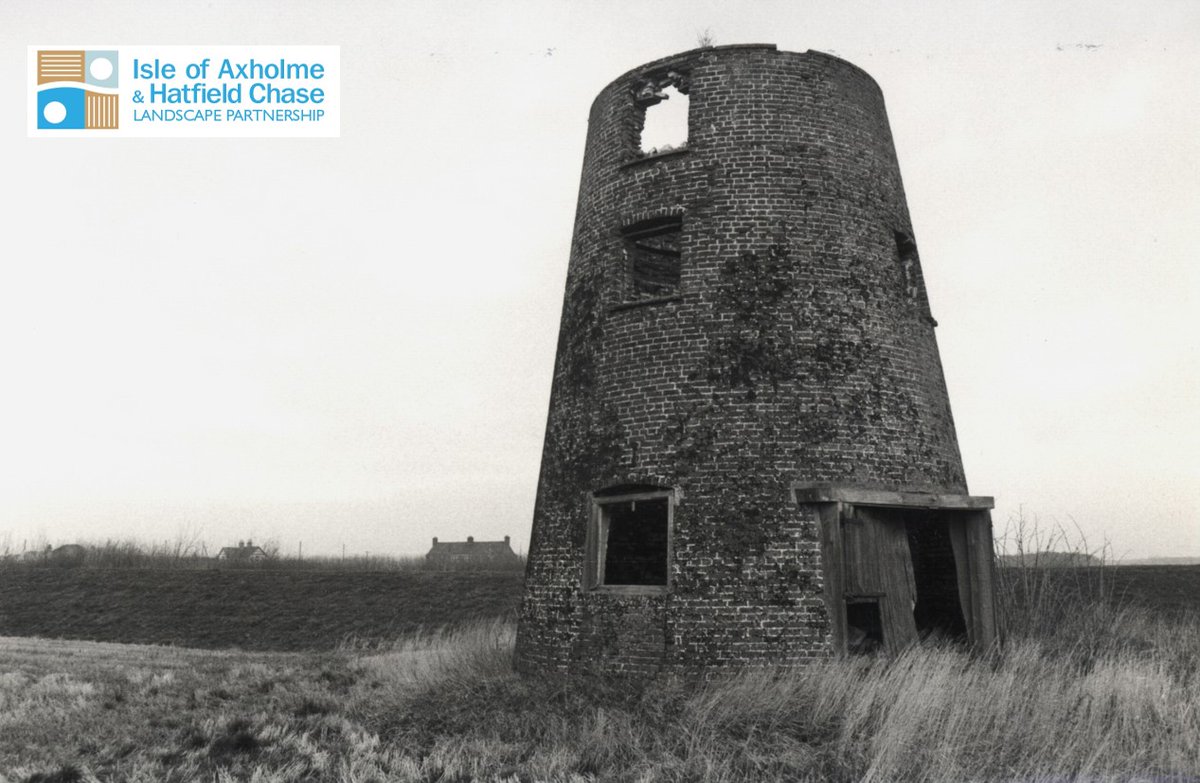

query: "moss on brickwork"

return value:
[703, 244, 799, 396]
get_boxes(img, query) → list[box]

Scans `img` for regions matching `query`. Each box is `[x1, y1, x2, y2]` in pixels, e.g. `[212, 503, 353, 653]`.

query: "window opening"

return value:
[634, 71, 689, 156]
[639, 85, 689, 154]
[594, 494, 670, 587]
[894, 231, 919, 299]
[846, 598, 884, 655]
[623, 217, 682, 300]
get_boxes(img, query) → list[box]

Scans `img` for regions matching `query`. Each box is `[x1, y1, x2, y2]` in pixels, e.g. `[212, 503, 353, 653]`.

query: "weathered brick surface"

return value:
[516, 45, 968, 676]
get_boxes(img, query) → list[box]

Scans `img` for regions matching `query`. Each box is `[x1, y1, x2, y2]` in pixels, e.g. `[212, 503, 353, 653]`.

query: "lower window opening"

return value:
[600, 496, 668, 586]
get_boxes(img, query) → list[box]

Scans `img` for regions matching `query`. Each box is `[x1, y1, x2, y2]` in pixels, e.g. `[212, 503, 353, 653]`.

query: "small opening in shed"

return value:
[624, 217, 682, 299]
[846, 599, 883, 654]
[906, 519, 968, 640]
[602, 497, 668, 585]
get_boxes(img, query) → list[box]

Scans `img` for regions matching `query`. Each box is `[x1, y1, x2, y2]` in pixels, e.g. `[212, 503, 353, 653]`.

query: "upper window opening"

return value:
[894, 231, 919, 299]
[623, 217, 682, 300]
[591, 491, 672, 589]
[634, 71, 689, 156]
[640, 85, 689, 154]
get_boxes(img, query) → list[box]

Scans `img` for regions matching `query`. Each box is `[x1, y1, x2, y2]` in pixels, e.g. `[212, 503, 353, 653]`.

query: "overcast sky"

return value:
[2, 1, 1196, 560]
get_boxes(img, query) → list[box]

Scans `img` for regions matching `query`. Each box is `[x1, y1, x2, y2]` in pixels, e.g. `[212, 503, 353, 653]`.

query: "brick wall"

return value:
[516, 45, 968, 676]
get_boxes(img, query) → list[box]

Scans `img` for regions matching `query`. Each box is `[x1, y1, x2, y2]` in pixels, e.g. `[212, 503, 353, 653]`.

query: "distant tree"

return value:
[170, 524, 207, 560]
[260, 537, 281, 559]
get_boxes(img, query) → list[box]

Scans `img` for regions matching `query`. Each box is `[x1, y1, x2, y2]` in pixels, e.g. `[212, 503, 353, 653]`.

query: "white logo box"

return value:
[29, 45, 340, 138]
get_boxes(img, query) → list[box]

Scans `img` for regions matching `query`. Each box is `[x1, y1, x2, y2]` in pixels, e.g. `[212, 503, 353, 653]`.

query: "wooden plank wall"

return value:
[818, 503, 847, 654]
[842, 506, 919, 652]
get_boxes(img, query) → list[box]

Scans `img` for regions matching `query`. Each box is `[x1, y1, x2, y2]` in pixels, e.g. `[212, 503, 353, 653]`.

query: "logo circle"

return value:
[89, 57, 114, 81]
[42, 101, 67, 125]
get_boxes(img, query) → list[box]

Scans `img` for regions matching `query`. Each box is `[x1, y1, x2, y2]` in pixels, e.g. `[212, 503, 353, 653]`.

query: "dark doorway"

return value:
[906, 518, 968, 640]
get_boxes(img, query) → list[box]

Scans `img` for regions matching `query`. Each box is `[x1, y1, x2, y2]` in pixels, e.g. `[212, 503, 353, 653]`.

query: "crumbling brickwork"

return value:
[516, 45, 970, 676]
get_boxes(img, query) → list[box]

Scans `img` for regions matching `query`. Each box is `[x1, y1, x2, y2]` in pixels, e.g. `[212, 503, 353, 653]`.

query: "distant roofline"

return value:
[429, 539, 512, 546]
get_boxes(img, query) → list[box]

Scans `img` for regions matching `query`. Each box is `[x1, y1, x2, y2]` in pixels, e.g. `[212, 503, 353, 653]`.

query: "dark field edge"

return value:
[1064, 564, 1200, 614]
[0, 569, 524, 651]
[1, 565, 1195, 652]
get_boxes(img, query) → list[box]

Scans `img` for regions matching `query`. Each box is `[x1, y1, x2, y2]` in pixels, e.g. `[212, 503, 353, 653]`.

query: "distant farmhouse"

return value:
[426, 536, 522, 571]
[9, 544, 87, 565]
[0, 545, 88, 566]
[215, 540, 269, 564]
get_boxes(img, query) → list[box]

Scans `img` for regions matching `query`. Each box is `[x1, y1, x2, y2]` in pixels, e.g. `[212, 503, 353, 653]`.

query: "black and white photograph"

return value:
[2, 1, 1197, 780]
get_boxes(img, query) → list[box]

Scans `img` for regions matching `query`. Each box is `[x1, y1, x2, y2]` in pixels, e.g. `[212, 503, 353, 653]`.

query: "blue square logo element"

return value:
[37, 86, 86, 129]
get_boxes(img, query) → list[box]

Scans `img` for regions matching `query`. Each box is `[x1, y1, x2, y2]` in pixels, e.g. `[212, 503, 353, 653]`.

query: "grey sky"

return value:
[2, 1, 1196, 559]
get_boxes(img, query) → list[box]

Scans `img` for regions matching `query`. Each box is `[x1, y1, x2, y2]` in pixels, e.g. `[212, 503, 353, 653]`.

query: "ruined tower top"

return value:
[517, 46, 996, 677]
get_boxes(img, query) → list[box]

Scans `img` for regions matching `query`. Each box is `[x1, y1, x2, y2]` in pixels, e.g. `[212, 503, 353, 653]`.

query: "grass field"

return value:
[1105, 565, 1200, 615]
[1, 565, 1199, 781]
[0, 569, 523, 651]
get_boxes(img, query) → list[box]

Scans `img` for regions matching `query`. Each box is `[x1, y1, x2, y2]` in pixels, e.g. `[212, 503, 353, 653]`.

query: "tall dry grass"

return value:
[344, 608, 1198, 782]
[994, 510, 1121, 643]
[344, 535, 1200, 782]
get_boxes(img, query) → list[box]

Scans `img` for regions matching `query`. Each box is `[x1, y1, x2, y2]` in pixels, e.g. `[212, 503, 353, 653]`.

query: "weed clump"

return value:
[293, 696, 337, 717]
[207, 717, 261, 761]
[23, 766, 83, 783]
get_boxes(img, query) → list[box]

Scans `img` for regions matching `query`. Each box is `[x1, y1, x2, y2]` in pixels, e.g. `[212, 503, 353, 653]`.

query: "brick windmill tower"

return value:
[516, 45, 998, 676]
